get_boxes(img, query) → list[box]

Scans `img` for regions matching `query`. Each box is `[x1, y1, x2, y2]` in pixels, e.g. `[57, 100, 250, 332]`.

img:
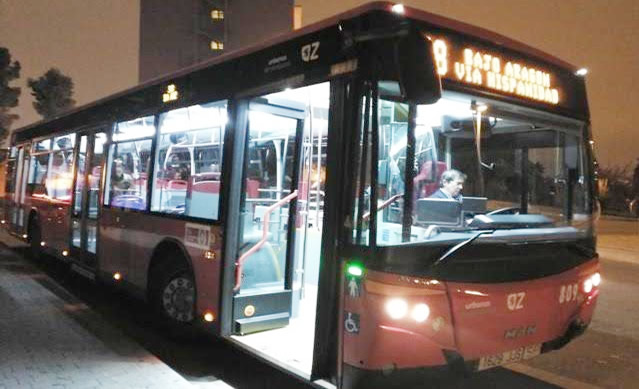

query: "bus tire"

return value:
[27, 218, 42, 260]
[151, 262, 196, 330]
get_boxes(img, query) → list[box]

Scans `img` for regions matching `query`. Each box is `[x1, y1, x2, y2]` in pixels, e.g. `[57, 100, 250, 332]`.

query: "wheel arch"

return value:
[146, 237, 195, 301]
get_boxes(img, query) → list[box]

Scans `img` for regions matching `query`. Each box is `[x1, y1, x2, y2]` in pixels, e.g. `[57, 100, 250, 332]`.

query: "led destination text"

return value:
[431, 38, 560, 105]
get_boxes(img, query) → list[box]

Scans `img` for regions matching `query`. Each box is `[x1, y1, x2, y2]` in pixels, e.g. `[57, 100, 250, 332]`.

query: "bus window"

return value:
[105, 115, 156, 210]
[5, 147, 17, 195]
[27, 139, 51, 196]
[48, 134, 75, 201]
[151, 100, 227, 219]
[356, 92, 591, 246]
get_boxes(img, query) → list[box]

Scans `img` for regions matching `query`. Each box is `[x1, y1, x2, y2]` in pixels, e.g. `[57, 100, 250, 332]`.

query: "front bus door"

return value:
[222, 82, 334, 378]
[231, 98, 306, 335]
[70, 131, 107, 270]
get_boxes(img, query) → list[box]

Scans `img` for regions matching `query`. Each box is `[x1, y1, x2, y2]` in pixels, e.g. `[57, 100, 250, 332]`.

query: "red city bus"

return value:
[2, 3, 599, 388]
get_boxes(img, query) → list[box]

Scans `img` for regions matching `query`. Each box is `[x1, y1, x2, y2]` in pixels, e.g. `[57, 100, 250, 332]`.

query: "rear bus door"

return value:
[70, 130, 106, 269]
[10, 145, 29, 233]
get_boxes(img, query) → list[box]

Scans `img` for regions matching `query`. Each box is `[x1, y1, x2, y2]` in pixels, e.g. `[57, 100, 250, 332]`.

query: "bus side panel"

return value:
[100, 208, 134, 278]
[35, 198, 71, 251]
[99, 208, 223, 325]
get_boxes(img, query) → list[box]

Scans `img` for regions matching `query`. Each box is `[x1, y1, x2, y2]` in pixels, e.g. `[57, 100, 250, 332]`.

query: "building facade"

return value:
[140, 0, 294, 82]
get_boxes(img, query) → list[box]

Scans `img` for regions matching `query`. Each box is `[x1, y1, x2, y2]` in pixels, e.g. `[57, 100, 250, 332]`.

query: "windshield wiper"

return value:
[570, 242, 598, 259]
[430, 229, 495, 268]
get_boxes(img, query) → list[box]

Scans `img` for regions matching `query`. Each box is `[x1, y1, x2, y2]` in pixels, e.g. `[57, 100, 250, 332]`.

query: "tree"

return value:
[27, 68, 75, 120]
[598, 164, 632, 215]
[0, 47, 21, 143]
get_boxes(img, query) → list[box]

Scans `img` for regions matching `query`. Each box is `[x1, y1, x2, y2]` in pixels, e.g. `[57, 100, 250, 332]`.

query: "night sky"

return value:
[1, 0, 637, 168]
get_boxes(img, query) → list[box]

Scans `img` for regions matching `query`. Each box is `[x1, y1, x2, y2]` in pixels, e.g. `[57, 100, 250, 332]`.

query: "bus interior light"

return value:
[411, 303, 431, 322]
[40, 241, 46, 247]
[386, 298, 408, 319]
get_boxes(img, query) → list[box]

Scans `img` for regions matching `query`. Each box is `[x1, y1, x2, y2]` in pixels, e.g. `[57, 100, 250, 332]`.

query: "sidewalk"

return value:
[0, 233, 230, 389]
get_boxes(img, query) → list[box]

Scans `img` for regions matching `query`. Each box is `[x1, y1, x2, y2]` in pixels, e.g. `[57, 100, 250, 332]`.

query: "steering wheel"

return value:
[487, 207, 520, 215]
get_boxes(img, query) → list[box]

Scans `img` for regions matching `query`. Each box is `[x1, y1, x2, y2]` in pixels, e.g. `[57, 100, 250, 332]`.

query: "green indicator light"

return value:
[347, 263, 364, 277]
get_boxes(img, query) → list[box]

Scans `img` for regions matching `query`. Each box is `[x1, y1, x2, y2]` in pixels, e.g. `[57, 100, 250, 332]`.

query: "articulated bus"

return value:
[2, 3, 600, 388]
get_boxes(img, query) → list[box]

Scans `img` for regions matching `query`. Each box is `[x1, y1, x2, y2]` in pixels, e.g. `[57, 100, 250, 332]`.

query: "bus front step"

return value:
[233, 289, 291, 335]
[235, 312, 290, 335]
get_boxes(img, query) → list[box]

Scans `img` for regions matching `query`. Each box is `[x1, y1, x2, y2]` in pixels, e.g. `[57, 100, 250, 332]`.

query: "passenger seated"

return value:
[166, 154, 189, 180]
[111, 158, 133, 194]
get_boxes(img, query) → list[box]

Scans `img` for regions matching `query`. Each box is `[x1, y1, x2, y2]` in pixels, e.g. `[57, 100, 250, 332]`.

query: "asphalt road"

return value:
[9, 215, 638, 389]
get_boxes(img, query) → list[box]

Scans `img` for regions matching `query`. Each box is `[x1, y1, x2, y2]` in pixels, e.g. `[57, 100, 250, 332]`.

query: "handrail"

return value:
[363, 193, 403, 221]
[234, 190, 298, 292]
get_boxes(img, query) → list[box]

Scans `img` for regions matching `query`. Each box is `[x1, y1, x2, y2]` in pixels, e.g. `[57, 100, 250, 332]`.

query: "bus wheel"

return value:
[28, 220, 41, 260]
[155, 266, 195, 325]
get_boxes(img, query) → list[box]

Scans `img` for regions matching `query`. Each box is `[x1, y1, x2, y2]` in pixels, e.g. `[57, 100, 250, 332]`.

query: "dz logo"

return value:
[301, 41, 320, 62]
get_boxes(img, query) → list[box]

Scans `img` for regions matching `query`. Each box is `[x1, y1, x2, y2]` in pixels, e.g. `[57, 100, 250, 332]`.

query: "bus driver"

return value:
[430, 169, 466, 202]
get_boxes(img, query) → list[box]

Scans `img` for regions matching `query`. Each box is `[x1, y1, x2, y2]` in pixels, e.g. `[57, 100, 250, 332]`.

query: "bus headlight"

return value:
[583, 272, 601, 294]
[411, 303, 430, 322]
[583, 279, 593, 294]
[385, 298, 408, 319]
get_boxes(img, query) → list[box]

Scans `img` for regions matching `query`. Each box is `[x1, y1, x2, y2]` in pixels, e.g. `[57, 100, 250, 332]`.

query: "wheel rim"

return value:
[161, 275, 195, 323]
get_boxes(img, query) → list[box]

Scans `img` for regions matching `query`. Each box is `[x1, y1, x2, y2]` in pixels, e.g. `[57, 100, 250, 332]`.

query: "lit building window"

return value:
[210, 41, 224, 51]
[294, 6, 302, 30]
[211, 9, 224, 20]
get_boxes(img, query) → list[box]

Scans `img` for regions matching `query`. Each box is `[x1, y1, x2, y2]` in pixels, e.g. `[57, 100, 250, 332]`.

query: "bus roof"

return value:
[12, 2, 583, 141]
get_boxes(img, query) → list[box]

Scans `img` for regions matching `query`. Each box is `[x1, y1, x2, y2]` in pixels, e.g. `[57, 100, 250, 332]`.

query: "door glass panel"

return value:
[73, 136, 88, 214]
[88, 133, 106, 220]
[17, 148, 29, 227]
[86, 133, 106, 254]
[72, 136, 88, 249]
[9, 147, 22, 226]
[238, 109, 298, 293]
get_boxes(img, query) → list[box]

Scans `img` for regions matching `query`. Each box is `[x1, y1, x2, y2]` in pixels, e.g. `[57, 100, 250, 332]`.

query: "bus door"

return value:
[231, 98, 306, 335]
[10, 145, 29, 233]
[70, 131, 106, 269]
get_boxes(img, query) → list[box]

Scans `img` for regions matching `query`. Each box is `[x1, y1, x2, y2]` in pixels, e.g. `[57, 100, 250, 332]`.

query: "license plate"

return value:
[477, 344, 541, 371]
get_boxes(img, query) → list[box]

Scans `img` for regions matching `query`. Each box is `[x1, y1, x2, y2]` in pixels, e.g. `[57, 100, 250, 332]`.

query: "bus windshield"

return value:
[353, 91, 592, 246]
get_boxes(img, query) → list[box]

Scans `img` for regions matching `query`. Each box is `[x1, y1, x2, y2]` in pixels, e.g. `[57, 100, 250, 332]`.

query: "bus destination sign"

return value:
[428, 34, 561, 106]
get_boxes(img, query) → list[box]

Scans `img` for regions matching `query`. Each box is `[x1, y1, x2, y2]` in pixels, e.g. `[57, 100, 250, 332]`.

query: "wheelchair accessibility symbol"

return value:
[344, 312, 360, 334]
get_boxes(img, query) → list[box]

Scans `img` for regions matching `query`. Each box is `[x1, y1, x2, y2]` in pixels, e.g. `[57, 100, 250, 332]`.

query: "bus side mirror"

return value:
[395, 27, 441, 105]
